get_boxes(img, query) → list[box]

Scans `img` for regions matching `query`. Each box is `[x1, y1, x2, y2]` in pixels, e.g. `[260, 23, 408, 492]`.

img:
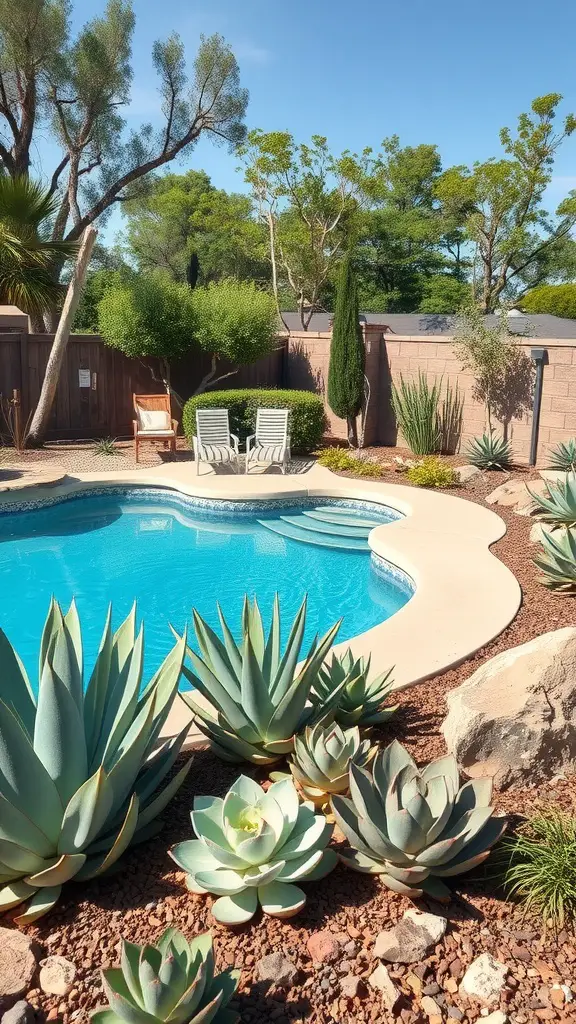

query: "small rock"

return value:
[481, 1014, 508, 1024]
[460, 954, 508, 1006]
[561, 984, 573, 1002]
[340, 974, 362, 999]
[374, 910, 447, 964]
[455, 464, 482, 484]
[368, 963, 401, 1011]
[306, 930, 340, 964]
[1, 1001, 36, 1024]
[0, 930, 38, 1001]
[39, 957, 76, 998]
[447, 1009, 464, 1021]
[256, 953, 297, 988]
[421, 995, 441, 1016]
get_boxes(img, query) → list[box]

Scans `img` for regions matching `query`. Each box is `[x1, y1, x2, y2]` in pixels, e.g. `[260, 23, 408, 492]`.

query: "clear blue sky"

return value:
[33, 0, 576, 240]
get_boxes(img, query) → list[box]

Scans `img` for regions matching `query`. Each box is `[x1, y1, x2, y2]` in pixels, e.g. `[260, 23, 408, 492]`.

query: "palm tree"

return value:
[0, 176, 77, 318]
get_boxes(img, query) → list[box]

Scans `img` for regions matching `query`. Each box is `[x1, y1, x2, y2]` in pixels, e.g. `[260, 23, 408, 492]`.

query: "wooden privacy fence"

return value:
[0, 333, 286, 441]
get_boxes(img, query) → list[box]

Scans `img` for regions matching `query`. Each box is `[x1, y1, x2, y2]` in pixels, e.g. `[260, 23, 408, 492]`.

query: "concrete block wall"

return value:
[285, 326, 576, 464]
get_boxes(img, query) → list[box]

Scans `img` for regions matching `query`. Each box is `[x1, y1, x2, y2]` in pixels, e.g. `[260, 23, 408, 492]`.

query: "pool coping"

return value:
[0, 462, 521, 750]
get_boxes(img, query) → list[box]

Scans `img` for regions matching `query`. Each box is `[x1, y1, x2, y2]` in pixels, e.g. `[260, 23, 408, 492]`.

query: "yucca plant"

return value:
[284, 718, 376, 808]
[92, 928, 240, 1024]
[331, 739, 505, 901]
[547, 438, 576, 472]
[0, 600, 191, 924]
[533, 527, 576, 591]
[465, 431, 513, 470]
[391, 372, 442, 456]
[94, 436, 119, 456]
[171, 775, 337, 924]
[313, 650, 397, 727]
[180, 595, 342, 764]
[528, 473, 576, 528]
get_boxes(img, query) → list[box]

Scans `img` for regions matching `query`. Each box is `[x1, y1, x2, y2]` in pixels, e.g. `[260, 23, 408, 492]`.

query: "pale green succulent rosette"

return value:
[534, 525, 576, 590]
[180, 595, 343, 764]
[171, 775, 337, 924]
[528, 472, 576, 528]
[288, 718, 376, 807]
[0, 600, 191, 924]
[314, 649, 397, 727]
[331, 739, 506, 901]
[547, 438, 576, 472]
[91, 927, 240, 1024]
[465, 431, 513, 470]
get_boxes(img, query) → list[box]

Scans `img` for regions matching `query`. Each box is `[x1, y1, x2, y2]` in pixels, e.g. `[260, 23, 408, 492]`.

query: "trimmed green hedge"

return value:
[182, 389, 326, 453]
[521, 284, 576, 319]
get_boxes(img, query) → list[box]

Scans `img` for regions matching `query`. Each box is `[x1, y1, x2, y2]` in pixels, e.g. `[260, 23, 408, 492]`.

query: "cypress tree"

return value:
[327, 254, 365, 447]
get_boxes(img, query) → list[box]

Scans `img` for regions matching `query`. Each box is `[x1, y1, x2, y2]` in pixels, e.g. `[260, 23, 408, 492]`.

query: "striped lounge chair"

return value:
[193, 408, 240, 474]
[245, 408, 291, 474]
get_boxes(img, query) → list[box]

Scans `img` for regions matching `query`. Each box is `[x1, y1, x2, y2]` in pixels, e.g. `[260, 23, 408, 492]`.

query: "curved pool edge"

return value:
[0, 462, 522, 751]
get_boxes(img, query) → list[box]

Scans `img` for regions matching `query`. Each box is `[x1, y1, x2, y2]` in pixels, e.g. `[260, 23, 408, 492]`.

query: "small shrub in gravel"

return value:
[407, 455, 457, 488]
[504, 809, 576, 929]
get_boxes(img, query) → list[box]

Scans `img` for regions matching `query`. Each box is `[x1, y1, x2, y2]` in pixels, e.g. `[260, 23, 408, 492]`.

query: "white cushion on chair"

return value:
[137, 428, 175, 436]
[198, 442, 236, 463]
[248, 443, 287, 463]
[137, 408, 170, 431]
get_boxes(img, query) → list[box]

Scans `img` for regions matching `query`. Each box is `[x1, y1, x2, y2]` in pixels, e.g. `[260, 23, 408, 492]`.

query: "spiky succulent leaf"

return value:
[288, 718, 375, 805]
[170, 775, 335, 925]
[529, 473, 576, 528]
[547, 438, 576, 472]
[91, 928, 240, 1024]
[0, 602, 190, 922]
[465, 432, 513, 470]
[180, 596, 342, 763]
[330, 739, 504, 900]
[313, 650, 397, 727]
[533, 526, 576, 591]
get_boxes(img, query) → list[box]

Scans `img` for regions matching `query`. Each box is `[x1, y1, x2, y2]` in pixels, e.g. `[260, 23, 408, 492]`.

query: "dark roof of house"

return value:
[280, 311, 576, 340]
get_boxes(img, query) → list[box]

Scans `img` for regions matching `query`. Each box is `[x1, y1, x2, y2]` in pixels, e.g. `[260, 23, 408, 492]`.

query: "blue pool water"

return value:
[0, 489, 413, 685]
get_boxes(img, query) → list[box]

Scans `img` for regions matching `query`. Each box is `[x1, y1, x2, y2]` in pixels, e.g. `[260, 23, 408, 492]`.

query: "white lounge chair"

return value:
[246, 408, 291, 474]
[193, 408, 240, 475]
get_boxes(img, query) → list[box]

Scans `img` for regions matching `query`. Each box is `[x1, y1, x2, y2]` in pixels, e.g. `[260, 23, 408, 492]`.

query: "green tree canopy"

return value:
[0, 0, 247, 275]
[521, 283, 576, 319]
[436, 94, 576, 313]
[121, 169, 269, 284]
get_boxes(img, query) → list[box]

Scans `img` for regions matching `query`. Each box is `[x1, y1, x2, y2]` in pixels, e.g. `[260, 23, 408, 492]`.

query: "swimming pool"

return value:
[0, 487, 413, 683]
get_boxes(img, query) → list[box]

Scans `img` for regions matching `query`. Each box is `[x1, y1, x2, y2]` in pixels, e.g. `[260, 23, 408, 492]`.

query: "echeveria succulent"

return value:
[181, 595, 342, 764]
[286, 718, 376, 807]
[171, 775, 337, 924]
[331, 739, 505, 901]
[91, 928, 239, 1024]
[0, 600, 191, 924]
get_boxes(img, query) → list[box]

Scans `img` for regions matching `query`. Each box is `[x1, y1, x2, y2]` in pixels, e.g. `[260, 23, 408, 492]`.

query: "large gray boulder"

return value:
[442, 628, 576, 788]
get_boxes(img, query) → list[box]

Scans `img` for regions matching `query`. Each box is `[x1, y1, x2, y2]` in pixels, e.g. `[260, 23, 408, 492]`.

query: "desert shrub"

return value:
[522, 283, 576, 319]
[183, 389, 326, 453]
[391, 373, 463, 456]
[407, 456, 457, 488]
[189, 279, 278, 366]
[504, 810, 576, 928]
[314, 448, 381, 476]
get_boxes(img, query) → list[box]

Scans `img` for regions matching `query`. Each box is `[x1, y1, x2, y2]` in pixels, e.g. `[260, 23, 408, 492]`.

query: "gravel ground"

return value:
[6, 445, 576, 1023]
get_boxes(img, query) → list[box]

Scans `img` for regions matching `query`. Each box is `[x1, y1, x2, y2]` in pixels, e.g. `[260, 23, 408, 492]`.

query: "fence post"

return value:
[19, 329, 29, 423]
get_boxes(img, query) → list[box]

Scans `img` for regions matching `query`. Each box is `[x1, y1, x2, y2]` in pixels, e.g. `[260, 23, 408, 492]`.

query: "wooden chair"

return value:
[133, 394, 178, 463]
[246, 408, 291, 474]
[193, 408, 240, 474]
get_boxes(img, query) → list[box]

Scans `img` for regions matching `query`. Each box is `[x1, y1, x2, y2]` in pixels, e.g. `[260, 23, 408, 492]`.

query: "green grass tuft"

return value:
[503, 809, 576, 929]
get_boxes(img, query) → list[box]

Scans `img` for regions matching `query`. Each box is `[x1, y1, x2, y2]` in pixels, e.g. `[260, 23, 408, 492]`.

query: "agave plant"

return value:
[465, 431, 513, 470]
[171, 775, 337, 924]
[180, 595, 342, 764]
[0, 600, 191, 924]
[528, 473, 576, 528]
[533, 526, 576, 591]
[331, 739, 505, 901]
[92, 928, 240, 1024]
[313, 650, 397, 727]
[547, 438, 576, 472]
[285, 718, 376, 807]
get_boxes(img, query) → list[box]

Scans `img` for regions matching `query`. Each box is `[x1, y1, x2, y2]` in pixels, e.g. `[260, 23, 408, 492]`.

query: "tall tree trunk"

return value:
[27, 226, 97, 446]
[347, 414, 358, 448]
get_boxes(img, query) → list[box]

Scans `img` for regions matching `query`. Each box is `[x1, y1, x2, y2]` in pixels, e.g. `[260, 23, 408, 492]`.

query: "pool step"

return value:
[303, 510, 384, 529]
[281, 514, 371, 538]
[257, 518, 368, 550]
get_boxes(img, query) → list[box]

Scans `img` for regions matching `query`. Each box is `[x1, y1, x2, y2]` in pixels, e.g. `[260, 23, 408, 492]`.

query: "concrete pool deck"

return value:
[0, 460, 522, 750]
